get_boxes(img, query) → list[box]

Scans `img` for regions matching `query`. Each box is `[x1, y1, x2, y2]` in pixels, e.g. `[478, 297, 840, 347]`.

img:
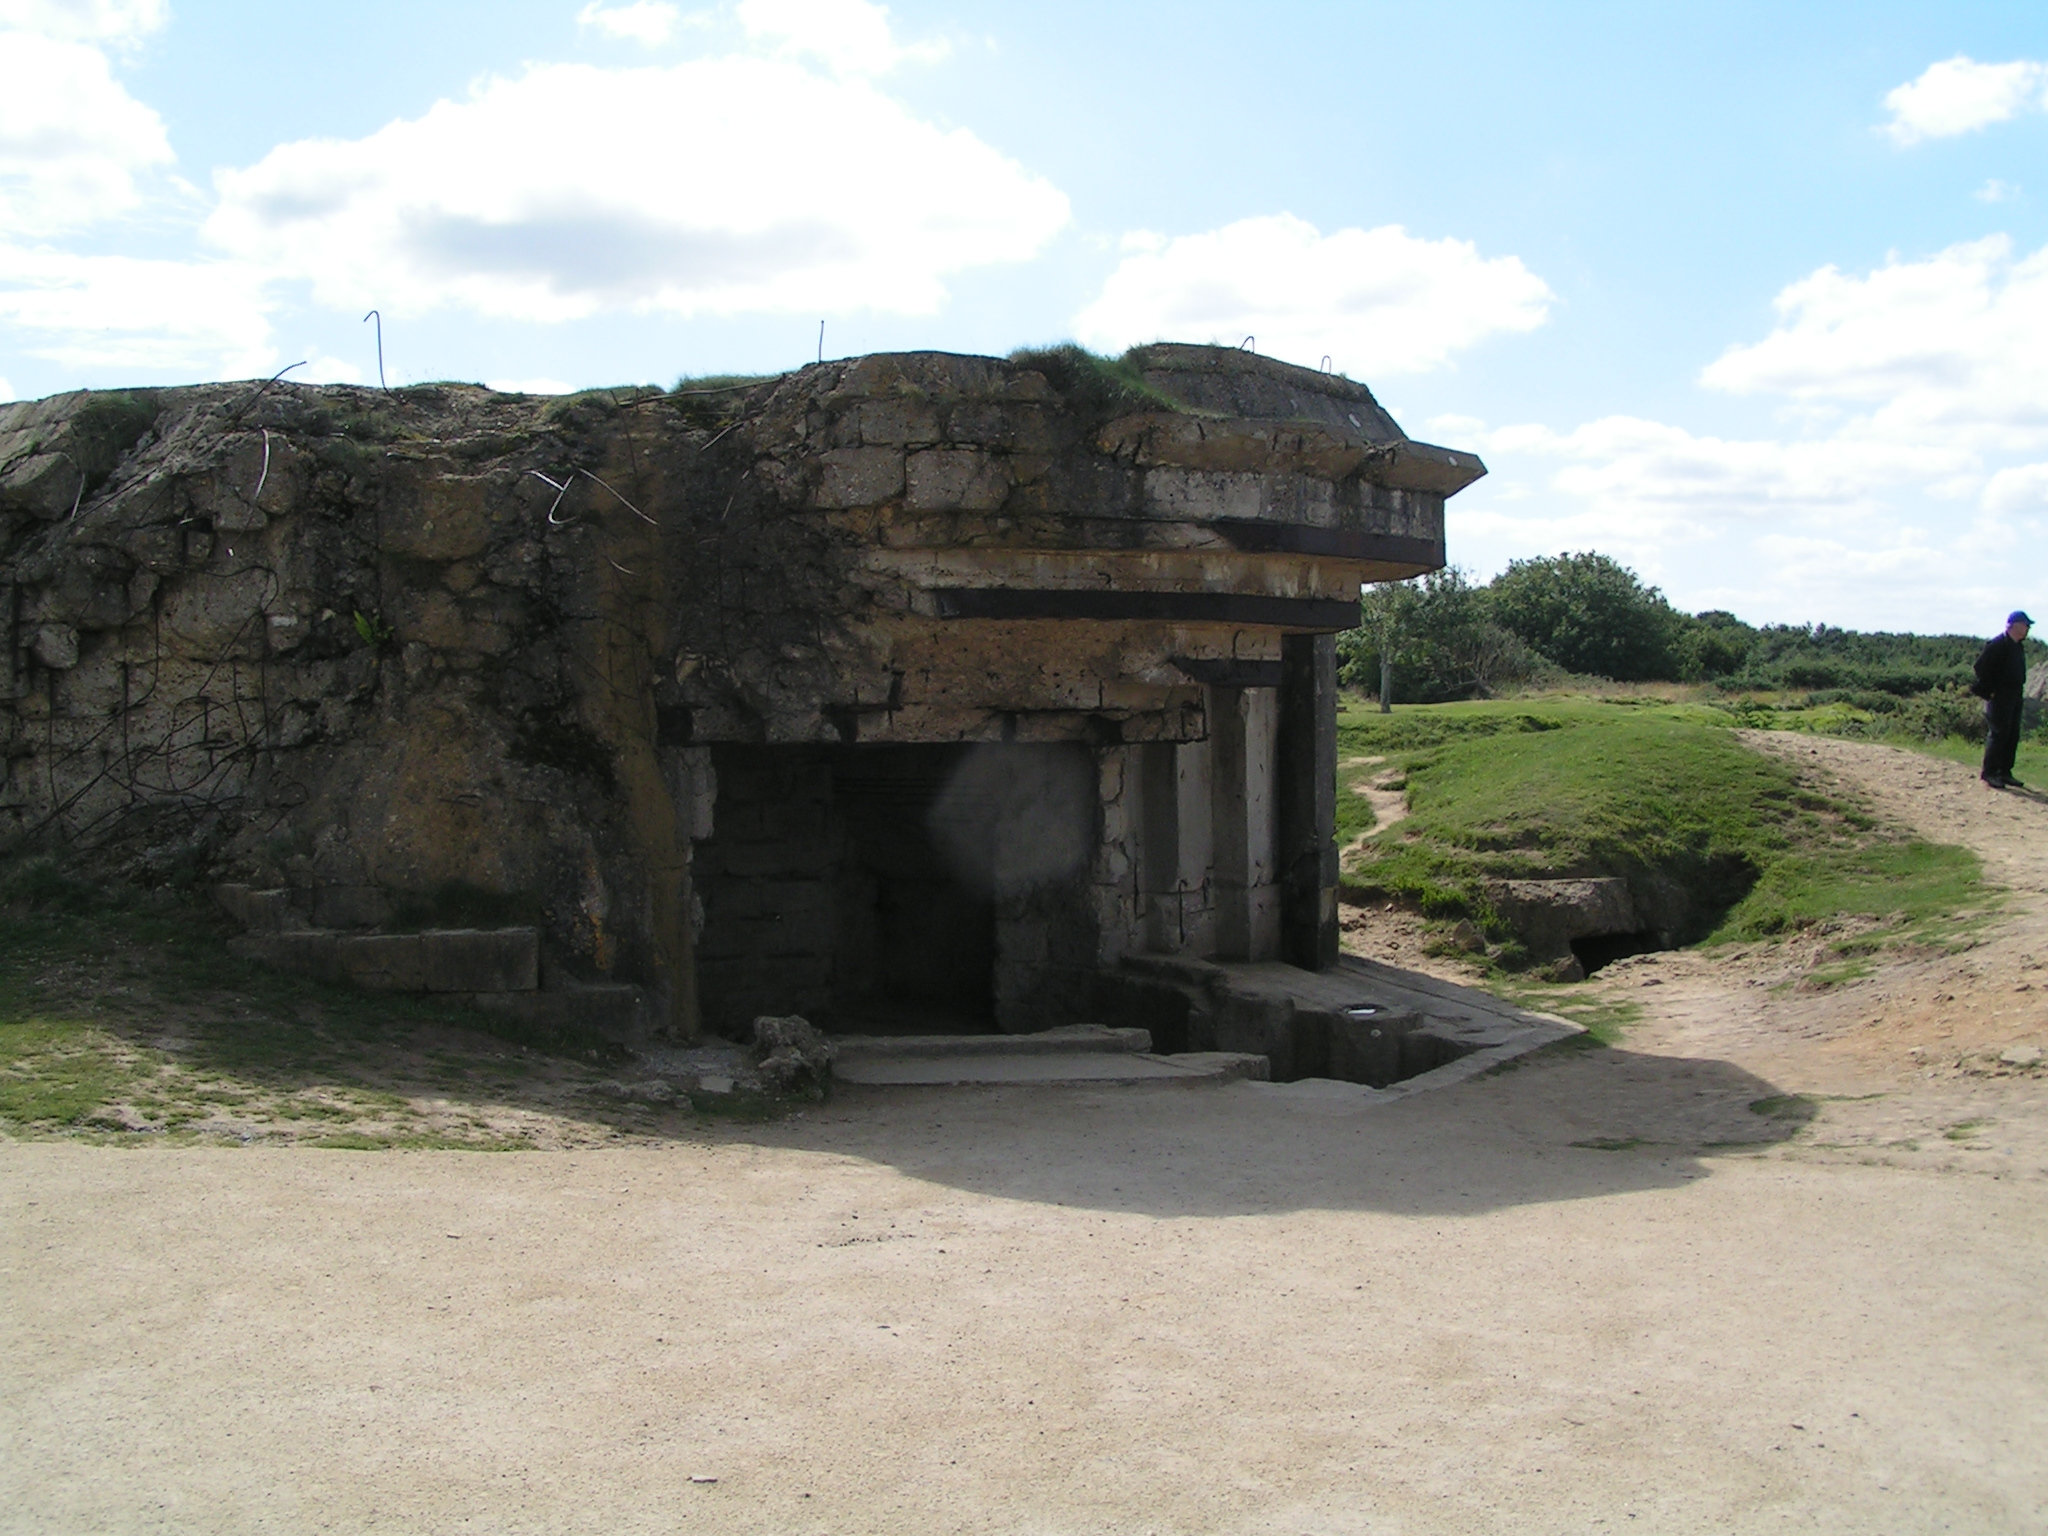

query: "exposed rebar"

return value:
[363, 310, 387, 390]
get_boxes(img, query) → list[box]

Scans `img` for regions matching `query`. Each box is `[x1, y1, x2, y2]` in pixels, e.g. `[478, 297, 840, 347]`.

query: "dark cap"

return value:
[2012, 611, 2035, 626]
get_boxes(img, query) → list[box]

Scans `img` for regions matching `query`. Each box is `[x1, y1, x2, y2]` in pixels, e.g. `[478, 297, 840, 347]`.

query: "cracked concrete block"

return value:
[313, 884, 391, 929]
[906, 449, 1010, 512]
[1141, 468, 1266, 522]
[1489, 877, 1641, 957]
[0, 453, 84, 519]
[213, 884, 295, 933]
[29, 625, 77, 670]
[813, 448, 904, 508]
[212, 497, 267, 533]
[228, 930, 342, 984]
[421, 928, 539, 992]
[336, 933, 429, 991]
[382, 473, 494, 562]
[856, 399, 941, 447]
[158, 570, 273, 660]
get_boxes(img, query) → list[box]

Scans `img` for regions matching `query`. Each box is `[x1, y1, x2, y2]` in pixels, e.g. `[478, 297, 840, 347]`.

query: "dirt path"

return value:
[1578, 733, 2048, 1169]
[4, 736, 2047, 1534]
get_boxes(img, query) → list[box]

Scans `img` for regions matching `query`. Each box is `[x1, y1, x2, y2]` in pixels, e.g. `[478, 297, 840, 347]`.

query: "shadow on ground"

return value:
[696, 1038, 1814, 1220]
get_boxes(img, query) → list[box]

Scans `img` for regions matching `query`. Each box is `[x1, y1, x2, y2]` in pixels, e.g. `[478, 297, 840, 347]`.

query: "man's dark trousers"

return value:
[1985, 694, 2024, 782]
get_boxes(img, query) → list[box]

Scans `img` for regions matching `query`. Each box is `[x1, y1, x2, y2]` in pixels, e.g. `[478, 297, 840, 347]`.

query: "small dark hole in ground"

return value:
[1571, 930, 1664, 976]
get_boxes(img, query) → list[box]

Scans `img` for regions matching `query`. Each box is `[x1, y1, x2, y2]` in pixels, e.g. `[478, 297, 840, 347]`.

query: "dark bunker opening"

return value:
[693, 742, 1098, 1039]
[1569, 929, 1664, 976]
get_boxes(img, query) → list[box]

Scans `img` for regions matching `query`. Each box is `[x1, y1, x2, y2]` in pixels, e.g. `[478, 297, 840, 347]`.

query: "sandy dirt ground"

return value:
[5, 737, 2047, 1534]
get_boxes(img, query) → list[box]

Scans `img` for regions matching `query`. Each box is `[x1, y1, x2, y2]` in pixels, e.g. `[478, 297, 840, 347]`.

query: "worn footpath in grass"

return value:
[0, 858, 694, 1150]
[1337, 696, 1997, 977]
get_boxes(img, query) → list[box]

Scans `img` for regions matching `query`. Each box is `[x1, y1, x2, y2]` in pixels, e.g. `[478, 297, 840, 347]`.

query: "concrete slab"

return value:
[834, 1050, 1267, 1088]
[1121, 952, 1579, 1088]
[833, 1025, 1151, 1060]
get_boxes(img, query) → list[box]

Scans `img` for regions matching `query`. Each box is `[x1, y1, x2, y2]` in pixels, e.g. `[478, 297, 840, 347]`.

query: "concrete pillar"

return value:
[1172, 735, 1215, 957]
[1278, 632, 1340, 969]
[1209, 685, 1281, 961]
[1244, 686, 1281, 958]
[1137, 740, 1181, 953]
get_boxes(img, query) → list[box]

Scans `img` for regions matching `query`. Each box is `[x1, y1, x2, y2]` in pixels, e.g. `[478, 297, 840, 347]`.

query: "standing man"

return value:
[1976, 610, 2032, 789]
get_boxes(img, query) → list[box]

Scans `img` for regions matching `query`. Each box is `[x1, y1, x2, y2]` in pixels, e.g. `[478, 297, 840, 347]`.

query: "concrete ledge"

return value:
[833, 1024, 1152, 1060]
[423, 928, 539, 992]
[230, 925, 543, 998]
[1114, 952, 1579, 1092]
[211, 884, 296, 934]
[228, 930, 341, 983]
[834, 1049, 1266, 1088]
[336, 933, 428, 991]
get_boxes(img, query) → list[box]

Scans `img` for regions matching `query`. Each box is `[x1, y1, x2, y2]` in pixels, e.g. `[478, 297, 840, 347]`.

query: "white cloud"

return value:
[1483, 415, 1969, 538]
[1701, 235, 2048, 452]
[0, 29, 173, 233]
[0, 245, 275, 375]
[0, 0, 166, 45]
[1977, 178, 2021, 203]
[1881, 55, 2047, 145]
[0, 376, 15, 402]
[204, 56, 1066, 322]
[577, 1, 679, 45]
[1982, 461, 2048, 515]
[736, 0, 945, 76]
[486, 376, 575, 394]
[1071, 214, 1553, 376]
[1465, 237, 2048, 627]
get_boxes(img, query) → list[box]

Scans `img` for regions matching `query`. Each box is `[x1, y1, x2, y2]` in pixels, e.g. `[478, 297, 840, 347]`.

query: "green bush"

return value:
[1489, 552, 1685, 682]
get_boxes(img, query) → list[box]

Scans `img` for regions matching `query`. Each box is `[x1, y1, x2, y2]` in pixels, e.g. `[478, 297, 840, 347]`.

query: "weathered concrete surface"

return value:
[1490, 876, 1646, 956]
[0, 348, 1481, 1043]
[831, 1049, 1267, 1086]
[828, 1022, 1269, 1086]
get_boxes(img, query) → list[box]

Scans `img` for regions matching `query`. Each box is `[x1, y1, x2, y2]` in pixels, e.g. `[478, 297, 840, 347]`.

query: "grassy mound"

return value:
[1338, 698, 1993, 966]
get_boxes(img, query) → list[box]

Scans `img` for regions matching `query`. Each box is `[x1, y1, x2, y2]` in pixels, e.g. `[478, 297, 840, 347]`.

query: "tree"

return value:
[1354, 581, 1419, 711]
[1673, 610, 1757, 681]
[1487, 552, 1683, 681]
[1338, 568, 1552, 704]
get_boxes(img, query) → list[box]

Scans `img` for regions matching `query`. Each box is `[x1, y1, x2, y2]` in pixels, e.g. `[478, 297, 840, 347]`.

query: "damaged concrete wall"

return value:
[0, 345, 1480, 1041]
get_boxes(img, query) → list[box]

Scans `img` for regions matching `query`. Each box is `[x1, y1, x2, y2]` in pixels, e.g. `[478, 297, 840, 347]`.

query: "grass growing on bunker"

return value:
[1006, 344, 1185, 425]
[1337, 697, 1998, 976]
[0, 856, 685, 1149]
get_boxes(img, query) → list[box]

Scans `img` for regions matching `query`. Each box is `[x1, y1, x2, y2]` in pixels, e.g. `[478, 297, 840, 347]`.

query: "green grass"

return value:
[0, 857, 666, 1148]
[1335, 695, 1996, 975]
[1748, 1094, 1819, 1124]
[1488, 984, 1645, 1044]
[1005, 344, 1185, 425]
[1333, 767, 1380, 845]
[1717, 840, 1990, 960]
[0, 1017, 144, 1125]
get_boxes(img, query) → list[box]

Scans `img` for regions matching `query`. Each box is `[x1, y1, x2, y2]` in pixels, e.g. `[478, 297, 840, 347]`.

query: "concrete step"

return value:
[227, 926, 539, 993]
[830, 1026, 1267, 1088]
[832, 1024, 1152, 1060]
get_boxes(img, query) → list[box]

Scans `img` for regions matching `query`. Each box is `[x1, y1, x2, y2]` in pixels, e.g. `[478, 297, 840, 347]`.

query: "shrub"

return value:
[1489, 552, 1685, 681]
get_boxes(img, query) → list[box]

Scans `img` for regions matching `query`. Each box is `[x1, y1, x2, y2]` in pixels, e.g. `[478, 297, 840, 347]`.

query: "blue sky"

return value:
[4, 0, 2047, 632]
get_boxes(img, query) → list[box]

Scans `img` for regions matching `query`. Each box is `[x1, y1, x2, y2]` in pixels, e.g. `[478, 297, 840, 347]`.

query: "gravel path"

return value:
[4, 736, 2045, 1535]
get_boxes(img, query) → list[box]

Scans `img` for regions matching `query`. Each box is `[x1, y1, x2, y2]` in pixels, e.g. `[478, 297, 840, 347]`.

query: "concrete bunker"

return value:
[0, 344, 1490, 1083]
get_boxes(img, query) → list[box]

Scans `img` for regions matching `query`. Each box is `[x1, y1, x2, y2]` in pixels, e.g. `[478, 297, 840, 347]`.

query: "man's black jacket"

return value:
[1975, 634, 2028, 702]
